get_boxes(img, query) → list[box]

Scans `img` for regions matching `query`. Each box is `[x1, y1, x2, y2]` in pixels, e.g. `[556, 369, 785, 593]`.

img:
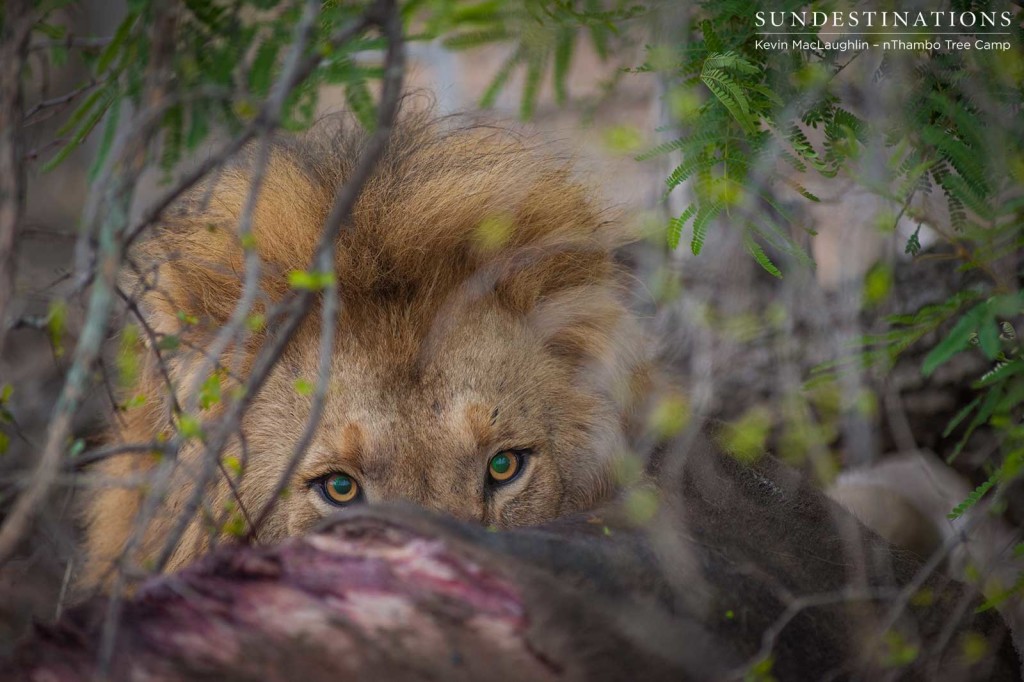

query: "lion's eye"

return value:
[319, 473, 361, 505]
[487, 451, 523, 483]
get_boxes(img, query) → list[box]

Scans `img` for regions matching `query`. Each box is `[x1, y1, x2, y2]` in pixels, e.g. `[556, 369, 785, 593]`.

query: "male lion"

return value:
[81, 115, 650, 588]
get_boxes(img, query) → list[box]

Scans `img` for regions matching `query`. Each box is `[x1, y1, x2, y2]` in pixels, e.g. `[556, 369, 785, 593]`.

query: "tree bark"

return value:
[0, 0, 32, 358]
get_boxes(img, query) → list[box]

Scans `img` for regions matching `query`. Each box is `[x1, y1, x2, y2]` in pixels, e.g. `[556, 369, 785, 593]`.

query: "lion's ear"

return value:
[526, 282, 646, 394]
[130, 222, 248, 341]
[127, 152, 325, 345]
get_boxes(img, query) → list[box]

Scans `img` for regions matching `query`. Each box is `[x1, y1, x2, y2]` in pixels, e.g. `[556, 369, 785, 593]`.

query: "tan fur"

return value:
[80, 114, 649, 589]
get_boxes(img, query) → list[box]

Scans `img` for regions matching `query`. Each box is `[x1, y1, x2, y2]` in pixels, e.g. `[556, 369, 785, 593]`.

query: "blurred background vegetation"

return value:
[0, 0, 1021, 651]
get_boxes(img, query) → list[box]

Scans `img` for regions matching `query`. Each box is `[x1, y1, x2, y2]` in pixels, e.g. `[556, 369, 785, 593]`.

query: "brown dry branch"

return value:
[22, 78, 102, 126]
[0, 0, 33, 360]
[29, 36, 113, 52]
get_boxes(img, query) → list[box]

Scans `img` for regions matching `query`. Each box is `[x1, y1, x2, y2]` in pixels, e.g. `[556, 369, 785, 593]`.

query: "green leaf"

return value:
[344, 78, 377, 131]
[160, 104, 185, 172]
[157, 335, 180, 351]
[480, 49, 522, 108]
[177, 413, 204, 440]
[68, 439, 86, 459]
[88, 97, 121, 181]
[186, 100, 210, 150]
[552, 27, 573, 105]
[948, 472, 997, 520]
[224, 454, 243, 476]
[520, 50, 547, 121]
[34, 22, 67, 40]
[975, 359, 1024, 388]
[942, 396, 981, 437]
[667, 204, 697, 249]
[442, 27, 509, 50]
[54, 88, 105, 137]
[704, 51, 758, 75]
[743, 235, 782, 278]
[905, 227, 922, 256]
[700, 58, 759, 135]
[47, 300, 67, 358]
[176, 310, 199, 326]
[288, 270, 335, 291]
[691, 201, 723, 255]
[96, 11, 138, 74]
[718, 406, 772, 464]
[245, 313, 266, 333]
[249, 41, 280, 97]
[923, 304, 986, 377]
[199, 372, 223, 410]
[947, 384, 1003, 463]
[863, 263, 893, 307]
[586, 0, 610, 59]
[44, 88, 115, 172]
[665, 155, 705, 193]
[117, 324, 141, 387]
[978, 316, 1001, 359]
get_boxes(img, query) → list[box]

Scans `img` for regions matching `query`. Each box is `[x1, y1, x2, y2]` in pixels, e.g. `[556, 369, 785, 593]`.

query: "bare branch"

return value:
[22, 78, 102, 126]
[30, 36, 113, 52]
[0, 0, 33, 360]
[70, 441, 177, 469]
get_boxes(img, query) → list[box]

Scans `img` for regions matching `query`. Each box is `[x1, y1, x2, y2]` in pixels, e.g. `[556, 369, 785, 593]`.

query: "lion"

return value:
[80, 113, 651, 589]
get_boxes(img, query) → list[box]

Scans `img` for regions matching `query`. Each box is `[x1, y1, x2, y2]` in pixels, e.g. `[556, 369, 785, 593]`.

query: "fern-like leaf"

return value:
[667, 204, 698, 249]
[691, 201, 723, 255]
[701, 65, 758, 134]
[948, 475, 996, 520]
[743, 234, 782, 278]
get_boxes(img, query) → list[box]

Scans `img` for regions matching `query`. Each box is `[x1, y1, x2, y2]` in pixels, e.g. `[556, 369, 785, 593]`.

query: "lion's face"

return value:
[81, 116, 649, 586]
[239, 294, 629, 543]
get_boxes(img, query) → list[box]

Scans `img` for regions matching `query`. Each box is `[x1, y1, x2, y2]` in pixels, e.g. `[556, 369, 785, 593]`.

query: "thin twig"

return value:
[115, 285, 182, 415]
[730, 586, 901, 680]
[70, 441, 177, 469]
[22, 78, 102, 125]
[23, 136, 70, 161]
[30, 36, 113, 52]
[54, 557, 75, 621]
[853, 510, 989, 671]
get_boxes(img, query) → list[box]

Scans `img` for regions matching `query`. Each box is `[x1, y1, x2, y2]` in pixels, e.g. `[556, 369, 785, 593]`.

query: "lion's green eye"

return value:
[488, 451, 521, 483]
[320, 473, 360, 505]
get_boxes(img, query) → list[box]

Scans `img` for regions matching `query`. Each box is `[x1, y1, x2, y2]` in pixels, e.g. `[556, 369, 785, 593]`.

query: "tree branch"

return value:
[0, 0, 33, 360]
